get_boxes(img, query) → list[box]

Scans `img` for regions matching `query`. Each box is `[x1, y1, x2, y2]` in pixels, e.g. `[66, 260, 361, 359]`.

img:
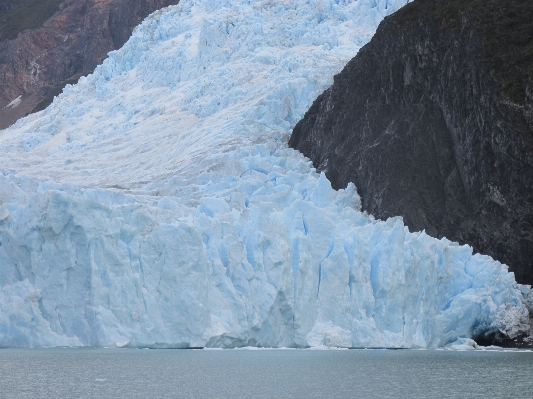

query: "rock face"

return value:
[290, 0, 533, 285]
[0, 0, 179, 129]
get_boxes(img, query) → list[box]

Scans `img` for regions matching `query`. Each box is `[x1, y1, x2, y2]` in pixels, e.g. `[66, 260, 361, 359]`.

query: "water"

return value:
[0, 348, 532, 398]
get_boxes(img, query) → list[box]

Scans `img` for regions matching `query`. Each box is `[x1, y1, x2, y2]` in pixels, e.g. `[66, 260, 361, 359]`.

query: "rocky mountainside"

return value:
[290, 0, 533, 284]
[0, 0, 179, 129]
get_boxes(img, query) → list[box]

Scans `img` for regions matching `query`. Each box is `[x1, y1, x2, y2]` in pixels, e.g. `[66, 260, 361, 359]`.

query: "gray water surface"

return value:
[0, 348, 532, 398]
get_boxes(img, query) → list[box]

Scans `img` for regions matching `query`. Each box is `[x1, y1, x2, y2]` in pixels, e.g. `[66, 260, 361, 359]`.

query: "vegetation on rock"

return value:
[0, 0, 63, 41]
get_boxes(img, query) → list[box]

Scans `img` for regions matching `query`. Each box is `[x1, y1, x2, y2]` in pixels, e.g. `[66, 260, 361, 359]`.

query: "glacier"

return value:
[0, 0, 531, 348]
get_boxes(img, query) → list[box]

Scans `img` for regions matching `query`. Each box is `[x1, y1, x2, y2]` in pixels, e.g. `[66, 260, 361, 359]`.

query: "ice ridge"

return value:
[0, 0, 530, 348]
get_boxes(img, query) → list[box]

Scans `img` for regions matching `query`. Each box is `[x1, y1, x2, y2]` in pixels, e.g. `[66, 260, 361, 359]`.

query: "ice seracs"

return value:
[0, 0, 531, 348]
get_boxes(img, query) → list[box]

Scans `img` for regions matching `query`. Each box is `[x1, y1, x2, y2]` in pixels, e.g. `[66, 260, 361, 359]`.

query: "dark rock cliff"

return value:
[290, 0, 533, 284]
[0, 0, 179, 129]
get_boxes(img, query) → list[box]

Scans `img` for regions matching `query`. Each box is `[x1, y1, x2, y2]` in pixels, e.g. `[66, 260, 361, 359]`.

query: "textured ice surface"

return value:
[0, 0, 530, 348]
[444, 338, 479, 351]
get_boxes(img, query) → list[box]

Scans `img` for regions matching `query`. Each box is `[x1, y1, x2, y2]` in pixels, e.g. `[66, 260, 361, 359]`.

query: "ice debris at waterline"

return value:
[0, 0, 530, 348]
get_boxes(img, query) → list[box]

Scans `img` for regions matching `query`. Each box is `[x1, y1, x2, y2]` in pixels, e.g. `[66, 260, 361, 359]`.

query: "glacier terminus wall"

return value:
[0, 0, 531, 348]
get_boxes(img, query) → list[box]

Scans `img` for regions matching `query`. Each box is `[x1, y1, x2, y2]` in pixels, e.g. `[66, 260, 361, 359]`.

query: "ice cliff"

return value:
[0, 0, 530, 348]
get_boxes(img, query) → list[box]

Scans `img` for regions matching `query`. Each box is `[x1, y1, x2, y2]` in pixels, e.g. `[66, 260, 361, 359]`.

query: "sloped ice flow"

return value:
[0, 0, 530, 348]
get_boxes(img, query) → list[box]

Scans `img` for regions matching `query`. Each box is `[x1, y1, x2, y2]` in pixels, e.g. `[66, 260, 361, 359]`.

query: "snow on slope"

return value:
[0, 0, 530, 348]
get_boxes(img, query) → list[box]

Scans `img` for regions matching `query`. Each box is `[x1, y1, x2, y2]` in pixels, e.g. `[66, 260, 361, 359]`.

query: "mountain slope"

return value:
[0, 0, 530, 348]
[0, 0, 180, 130]
[290, 0, 533, 285]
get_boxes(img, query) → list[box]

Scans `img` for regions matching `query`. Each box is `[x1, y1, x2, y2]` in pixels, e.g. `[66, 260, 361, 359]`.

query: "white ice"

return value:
[444, 337, 479, 351]
[0, 0, 530, 348]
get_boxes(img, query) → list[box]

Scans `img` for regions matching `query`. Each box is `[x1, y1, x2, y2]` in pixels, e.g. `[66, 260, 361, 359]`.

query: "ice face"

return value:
[0, 0, 530, 348]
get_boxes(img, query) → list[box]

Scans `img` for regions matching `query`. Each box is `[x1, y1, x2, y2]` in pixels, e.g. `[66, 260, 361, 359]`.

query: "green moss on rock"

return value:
[0, 0, 63, 41]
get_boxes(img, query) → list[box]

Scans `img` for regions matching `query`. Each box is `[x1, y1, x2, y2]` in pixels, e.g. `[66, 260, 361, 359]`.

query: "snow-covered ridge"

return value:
[0, 0, 530, 348]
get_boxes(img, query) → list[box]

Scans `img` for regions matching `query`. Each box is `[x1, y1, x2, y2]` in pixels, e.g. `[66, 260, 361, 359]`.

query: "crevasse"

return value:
[0, 0, 530, 348]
